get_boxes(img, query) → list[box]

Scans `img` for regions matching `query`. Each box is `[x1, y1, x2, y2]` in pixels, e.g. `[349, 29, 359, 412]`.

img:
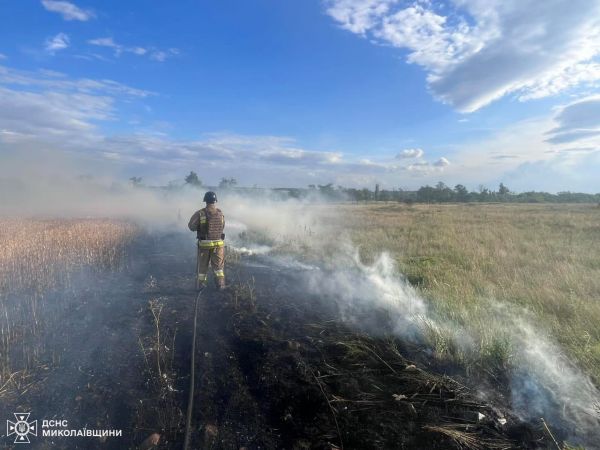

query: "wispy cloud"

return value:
[324, 0, 600, 112]
[87, 37, 119, 50]
[41, 0, 94, 21]
[546, 95, 600, 144]
[0, 54, 6, 60]
[433, 157, 450, 167]
[88, 37, 179, 62]
[0, 64, 152, 97]
[45, 32, 70, 54]
[0, 62, 455, 187]
[0, 65, 155, 150]
[149, 48, 180, 62]
[396, 148, 424, 159]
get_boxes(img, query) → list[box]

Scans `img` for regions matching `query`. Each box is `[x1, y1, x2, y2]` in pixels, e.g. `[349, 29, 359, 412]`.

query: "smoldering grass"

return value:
[334, 203, 600, 385]
[234, 202, 600, 443]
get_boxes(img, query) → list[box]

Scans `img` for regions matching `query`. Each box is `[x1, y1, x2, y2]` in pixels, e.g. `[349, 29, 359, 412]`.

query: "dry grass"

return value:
[0, 218, 139, 386]
[327, 203, 600, 383]
[0, 218, 139, 294]
[422, 424, 506, 450]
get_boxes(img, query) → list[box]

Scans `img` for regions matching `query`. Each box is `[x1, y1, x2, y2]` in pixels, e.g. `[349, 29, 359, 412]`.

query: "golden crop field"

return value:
[0, 219, 139, 382]
[0, 219, 139, 294]
[331, 203, 600, 384]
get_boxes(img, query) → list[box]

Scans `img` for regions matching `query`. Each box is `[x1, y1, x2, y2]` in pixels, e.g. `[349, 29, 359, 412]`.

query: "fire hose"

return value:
[182, 288, 202, 450]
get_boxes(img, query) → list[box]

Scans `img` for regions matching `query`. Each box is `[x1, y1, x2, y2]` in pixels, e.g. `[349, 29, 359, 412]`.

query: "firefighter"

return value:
[188, 191, 226, 290]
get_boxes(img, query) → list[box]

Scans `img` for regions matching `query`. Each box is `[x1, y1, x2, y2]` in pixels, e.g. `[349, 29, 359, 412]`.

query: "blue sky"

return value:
[1, 0, 600, 192]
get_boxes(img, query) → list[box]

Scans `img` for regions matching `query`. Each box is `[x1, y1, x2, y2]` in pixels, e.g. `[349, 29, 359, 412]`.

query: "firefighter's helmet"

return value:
[203, 191, 217, 203]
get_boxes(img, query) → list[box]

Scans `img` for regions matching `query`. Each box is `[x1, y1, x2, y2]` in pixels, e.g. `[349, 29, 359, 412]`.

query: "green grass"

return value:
[323, 203, 600, 383]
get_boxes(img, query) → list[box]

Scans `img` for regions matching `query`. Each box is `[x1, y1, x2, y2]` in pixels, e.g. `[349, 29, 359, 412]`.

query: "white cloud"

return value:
[433, 156, 450, 167]
[88, 37, 119, 50]
[41, 0, 94, 21]
[0, 64, 153, 149]
[6, 62, 594, 191]
[149, 51, 168, 62]
[0, 86, 111, 149]
[258, 148, 342, 164]
[45, 32, 70, 54]
[430, 107, 600, 192]
[149, 49, 180, 62]
[0, 65, 346, 176]
[0, 64, 152, 98]
[504, 151, 600, 192]
[130, 47, 148, 56]
[397, 148, 424, 158]
[0, 63, 455, 187]
[0, 54, 6, 60]
[546, 95, 600, 144]
[325, 0, 398, 34]
[324, 0, 600, 112]
[88, 37, 179, 62]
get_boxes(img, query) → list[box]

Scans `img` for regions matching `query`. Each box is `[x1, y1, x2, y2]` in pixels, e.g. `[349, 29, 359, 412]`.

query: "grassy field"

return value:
[328, 203, 600, 384]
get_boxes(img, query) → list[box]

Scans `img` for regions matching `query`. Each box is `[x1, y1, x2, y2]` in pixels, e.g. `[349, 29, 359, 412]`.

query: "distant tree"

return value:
[318, 183, 335, 198]
[314, 182, 600, 204]
[498, 182, 510, 195]
[185, 171, 202, 187]
[417, 185, 436, 203]
[379, 189, 392, 201]
[129, 176, 143, 187]
[351, 188, 373, 201]
[454, 184, 469, 202]
[219, 177, 238, 189]
[477, 185, 491, 202]
[434, 181, 455, 202]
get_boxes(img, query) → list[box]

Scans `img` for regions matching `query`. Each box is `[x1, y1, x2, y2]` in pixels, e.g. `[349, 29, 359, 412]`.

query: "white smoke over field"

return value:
[232, 208, 600, 446]
[294, 247, 600, 446]
[1, 165, 598, 445]
[509, 314, 600, 440]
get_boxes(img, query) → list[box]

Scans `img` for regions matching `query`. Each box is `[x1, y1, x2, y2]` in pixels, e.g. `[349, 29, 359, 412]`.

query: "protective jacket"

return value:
[188, 205, 225, 248]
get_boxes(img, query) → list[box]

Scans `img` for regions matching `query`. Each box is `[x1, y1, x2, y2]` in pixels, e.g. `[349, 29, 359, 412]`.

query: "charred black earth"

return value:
[1, 231, 552, 449]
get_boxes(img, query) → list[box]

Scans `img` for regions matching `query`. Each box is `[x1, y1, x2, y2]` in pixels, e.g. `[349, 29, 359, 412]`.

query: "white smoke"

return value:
[237, 224, 600, 446]
[509, 314, 600, 440]
[304, 251, 428, 333]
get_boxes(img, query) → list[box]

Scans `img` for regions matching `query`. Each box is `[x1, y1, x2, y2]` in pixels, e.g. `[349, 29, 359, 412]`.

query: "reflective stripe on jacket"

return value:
[198, 239, 224, 248]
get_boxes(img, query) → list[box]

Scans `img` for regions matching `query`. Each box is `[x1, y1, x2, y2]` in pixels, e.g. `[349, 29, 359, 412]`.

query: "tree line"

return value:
[133, 172, 600, 204]
[335, 182, 600, 203]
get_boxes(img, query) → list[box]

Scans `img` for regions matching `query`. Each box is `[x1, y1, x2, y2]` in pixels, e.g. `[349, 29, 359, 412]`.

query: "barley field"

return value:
[330, 203, 600, 384]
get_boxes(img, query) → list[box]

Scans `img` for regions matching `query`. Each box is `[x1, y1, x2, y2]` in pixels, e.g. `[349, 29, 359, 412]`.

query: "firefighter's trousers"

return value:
[196, 242, 225, 289]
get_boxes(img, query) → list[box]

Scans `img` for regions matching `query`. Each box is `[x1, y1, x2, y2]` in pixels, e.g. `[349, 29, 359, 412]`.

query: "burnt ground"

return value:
[1, 231, 552, 449]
